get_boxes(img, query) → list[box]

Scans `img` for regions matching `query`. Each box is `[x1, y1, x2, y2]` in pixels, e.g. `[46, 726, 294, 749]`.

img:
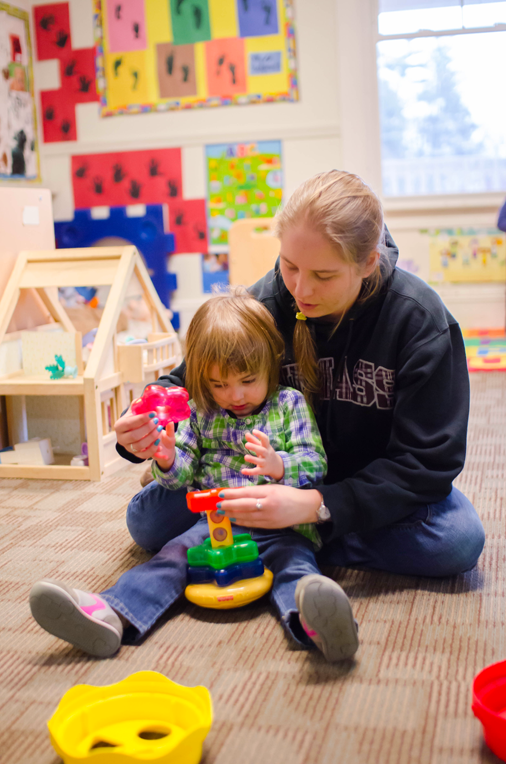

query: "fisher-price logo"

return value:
[282, 358, 396, 410]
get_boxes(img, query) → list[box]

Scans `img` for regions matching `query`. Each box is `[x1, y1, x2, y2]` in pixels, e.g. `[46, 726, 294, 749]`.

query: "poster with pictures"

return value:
[0, 4, 39, 180]
[206, 140, 282, 252]
[94, 0, 298, 116]
[427, 228, 506, 283]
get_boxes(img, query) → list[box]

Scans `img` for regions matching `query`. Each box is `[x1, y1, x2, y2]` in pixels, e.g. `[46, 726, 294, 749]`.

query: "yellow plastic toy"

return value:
[185, 568, 273, 609]
[185, 488, 273, 609]
[47, 671, 212, 764]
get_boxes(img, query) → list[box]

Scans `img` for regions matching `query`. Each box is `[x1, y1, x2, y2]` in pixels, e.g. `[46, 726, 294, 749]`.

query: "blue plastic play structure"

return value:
[54, 205, 179, 328]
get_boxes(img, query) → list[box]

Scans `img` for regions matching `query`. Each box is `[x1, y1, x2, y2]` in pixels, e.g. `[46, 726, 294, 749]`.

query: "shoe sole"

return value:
[295, 574, 359, 662]
[29, 581, 121, 658]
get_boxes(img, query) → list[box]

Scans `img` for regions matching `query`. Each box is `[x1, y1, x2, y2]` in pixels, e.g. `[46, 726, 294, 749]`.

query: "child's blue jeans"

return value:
[101, 517, 319, 647]
[125, 482, 485, 578]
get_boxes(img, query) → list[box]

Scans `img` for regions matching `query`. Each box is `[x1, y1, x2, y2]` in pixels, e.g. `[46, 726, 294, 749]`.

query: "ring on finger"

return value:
[255, 501, 263, 510]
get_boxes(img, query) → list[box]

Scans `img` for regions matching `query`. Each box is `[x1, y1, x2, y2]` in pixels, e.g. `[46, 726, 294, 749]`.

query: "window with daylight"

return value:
[376, 1, 506, 196]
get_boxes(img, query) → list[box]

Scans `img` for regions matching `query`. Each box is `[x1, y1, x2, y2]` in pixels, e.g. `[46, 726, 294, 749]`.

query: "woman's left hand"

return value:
[217, 484, 322, 529]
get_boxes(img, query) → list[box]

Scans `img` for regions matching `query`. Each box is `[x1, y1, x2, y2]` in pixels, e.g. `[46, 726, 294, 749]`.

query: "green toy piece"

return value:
[187, 533, 259, 570]
[45, 354, 66, 380]
[45, 354, 78, 380]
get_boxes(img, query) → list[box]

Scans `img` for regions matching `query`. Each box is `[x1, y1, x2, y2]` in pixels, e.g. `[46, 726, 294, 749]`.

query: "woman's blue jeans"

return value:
[101, 517, 319, 646]
[125, 481, 485, 578]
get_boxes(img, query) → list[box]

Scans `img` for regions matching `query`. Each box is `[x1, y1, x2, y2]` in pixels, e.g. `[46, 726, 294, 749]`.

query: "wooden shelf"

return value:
[0, 463, 90, 479]
[0, 246, 182, 480]
[0, 372, 84, 396]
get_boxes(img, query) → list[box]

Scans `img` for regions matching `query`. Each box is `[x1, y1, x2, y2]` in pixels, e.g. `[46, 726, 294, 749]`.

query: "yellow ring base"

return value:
[185, 569, 273, 610]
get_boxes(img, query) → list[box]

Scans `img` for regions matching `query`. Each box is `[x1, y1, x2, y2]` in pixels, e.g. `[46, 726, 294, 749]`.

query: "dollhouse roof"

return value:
[0, 245, 172, 378]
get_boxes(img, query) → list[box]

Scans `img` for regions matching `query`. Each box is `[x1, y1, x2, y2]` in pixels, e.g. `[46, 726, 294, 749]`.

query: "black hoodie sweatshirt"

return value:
[117, 230, 470, 544]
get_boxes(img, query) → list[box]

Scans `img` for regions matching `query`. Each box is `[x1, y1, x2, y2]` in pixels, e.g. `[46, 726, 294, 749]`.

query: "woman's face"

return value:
[279, 223, 377, 320]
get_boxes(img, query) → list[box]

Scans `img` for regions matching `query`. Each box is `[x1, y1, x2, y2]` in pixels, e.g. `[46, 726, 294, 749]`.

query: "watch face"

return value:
[318, 503, 331, 523]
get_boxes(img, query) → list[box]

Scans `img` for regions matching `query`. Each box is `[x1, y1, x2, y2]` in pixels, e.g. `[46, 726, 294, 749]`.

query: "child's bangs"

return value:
[208, 331, 268, 381]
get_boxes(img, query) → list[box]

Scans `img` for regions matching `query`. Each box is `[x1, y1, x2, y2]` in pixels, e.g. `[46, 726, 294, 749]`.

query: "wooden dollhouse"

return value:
[0, 246, 182, 481]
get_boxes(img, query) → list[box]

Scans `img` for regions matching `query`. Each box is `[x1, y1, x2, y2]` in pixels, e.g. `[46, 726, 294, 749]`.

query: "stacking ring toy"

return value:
[186, 569, 273, 609]
[472, 659, 506, 761]
[48, 671, 212, 763]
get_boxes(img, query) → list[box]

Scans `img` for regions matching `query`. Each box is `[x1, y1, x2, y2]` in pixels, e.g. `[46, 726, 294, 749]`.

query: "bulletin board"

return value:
[34, 2, 98, 144]
[94, 0, 298, 115]
[206, 140, 282, 251]
[427, 229, 506, 283]
[0, 2, 39, 180]
[71, 146, 208, 254]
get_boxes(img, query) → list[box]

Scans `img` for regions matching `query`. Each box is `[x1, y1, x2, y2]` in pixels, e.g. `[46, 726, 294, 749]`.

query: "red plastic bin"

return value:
[472, 660, 506, 761]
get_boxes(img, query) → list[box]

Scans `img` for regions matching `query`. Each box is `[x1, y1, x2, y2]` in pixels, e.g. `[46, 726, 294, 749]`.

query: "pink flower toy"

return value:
[131, 385, 191, 427]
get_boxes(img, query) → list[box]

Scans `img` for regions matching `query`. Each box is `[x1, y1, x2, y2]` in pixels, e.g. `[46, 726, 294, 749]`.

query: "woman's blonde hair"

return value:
[185, 287, 285, 414]
[275, 169, 389, 404]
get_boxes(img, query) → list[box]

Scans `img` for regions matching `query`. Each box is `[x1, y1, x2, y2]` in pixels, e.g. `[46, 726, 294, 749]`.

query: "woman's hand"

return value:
[114, 407, 162, 460]
[241, 429, 284, 481]
[217, 484, 322, 529]
[153, 423, 176, 472]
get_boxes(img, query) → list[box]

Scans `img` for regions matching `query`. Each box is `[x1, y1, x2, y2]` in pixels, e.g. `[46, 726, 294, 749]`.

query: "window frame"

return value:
[335, 0, 506, 212]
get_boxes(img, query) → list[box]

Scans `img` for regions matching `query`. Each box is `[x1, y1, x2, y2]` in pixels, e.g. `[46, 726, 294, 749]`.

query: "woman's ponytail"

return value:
[293, 318, 321, 406]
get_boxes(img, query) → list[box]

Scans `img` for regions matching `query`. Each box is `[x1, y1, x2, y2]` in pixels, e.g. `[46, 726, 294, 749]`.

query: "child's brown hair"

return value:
[185, 288, 285, 414]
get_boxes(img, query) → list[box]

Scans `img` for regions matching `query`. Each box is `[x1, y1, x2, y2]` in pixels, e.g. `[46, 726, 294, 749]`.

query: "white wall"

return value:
[27, 0, 342, 329]
[384, 204, 505, 329]
[31, 0, 343, 218]
[6, 0, 504, 332]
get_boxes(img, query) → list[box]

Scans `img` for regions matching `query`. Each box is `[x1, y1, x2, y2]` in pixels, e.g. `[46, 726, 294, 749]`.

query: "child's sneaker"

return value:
[295, 574, 359, 662]
[29, 579, 123, 658]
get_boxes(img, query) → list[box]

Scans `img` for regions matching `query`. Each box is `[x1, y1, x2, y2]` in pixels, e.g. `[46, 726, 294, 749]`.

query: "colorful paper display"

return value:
[463, 330, 506, 373]
[95, 0, 298, 116]
[0, 3, 39, 180]
[236, 0, 279, 37]
[206, 140, 282, 250]
[168, 198, 208, 254]
[170, 0, 212, 45]
[428, 229, 506, 283]
[157, 43, 198, 98]
[33, 2, 98, 143]
[33, 2, 71, 61]
[105, 0, 147, 53]
[70, 147, 208, 255]
[72, 148, 183, 209]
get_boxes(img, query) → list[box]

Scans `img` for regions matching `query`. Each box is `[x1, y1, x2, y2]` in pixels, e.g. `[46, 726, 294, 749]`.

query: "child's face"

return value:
[208, 365, 269, 417]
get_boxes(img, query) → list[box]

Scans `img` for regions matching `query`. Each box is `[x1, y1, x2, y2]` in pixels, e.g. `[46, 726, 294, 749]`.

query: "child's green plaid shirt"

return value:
[152, 386, 327, 547]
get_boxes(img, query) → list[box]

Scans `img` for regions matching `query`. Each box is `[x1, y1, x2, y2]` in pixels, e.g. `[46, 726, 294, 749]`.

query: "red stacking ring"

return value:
[472, 660, 506, 761]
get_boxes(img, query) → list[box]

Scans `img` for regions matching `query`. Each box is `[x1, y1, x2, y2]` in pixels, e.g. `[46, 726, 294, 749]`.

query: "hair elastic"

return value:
[295, 312, 307, 321]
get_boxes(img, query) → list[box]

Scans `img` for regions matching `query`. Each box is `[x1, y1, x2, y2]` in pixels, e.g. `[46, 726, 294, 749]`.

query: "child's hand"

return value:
[242, 429, 285, 481]
[154, 422, 176, 472]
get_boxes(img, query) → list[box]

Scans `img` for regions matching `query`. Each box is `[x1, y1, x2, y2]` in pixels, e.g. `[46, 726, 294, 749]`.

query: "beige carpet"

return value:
[0, 373, 504, 764]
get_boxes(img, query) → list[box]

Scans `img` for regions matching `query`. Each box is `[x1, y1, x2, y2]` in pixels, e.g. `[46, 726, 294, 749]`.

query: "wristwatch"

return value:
[316, 493, 331, 524]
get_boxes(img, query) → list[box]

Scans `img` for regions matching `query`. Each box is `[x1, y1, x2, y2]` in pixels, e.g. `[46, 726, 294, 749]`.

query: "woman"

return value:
[116, 170, 484, 594]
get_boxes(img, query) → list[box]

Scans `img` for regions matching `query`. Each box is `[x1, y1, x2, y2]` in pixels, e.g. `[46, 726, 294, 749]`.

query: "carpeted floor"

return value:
[0, 373, 504, 764]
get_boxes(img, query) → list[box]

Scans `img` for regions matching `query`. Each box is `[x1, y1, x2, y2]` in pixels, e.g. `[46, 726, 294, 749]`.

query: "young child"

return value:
[30, 291, 358, 663]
